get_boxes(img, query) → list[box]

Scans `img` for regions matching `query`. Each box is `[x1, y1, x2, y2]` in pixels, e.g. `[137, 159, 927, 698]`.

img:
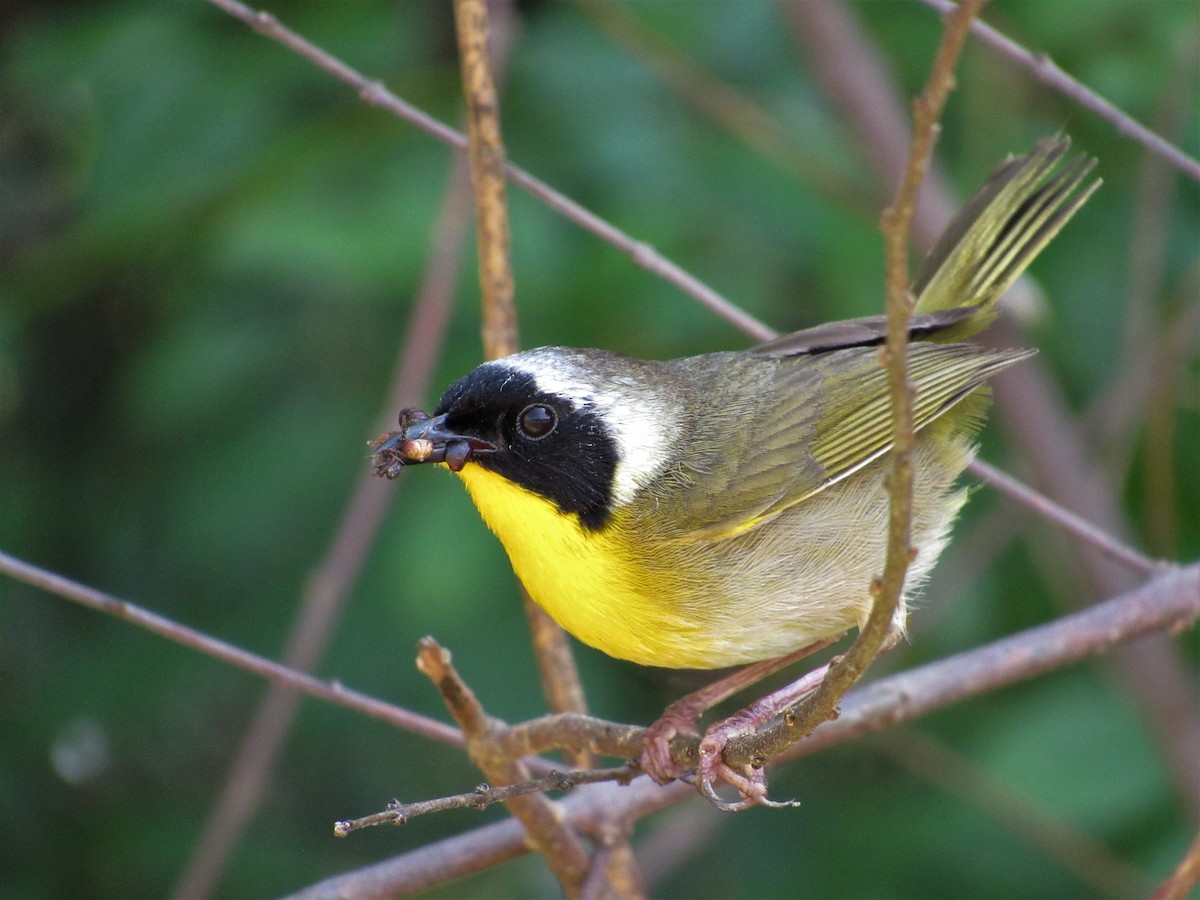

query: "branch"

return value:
[333, 766, 637, 836]
[204, 0, 774, 341]
[731, 0, 987, 774]
[788, 0, 1200, 815]
[0, 550, 462, 747]
[293, 561, 1200, 896]
[915, 0, 1200, 184]
[455, 0, 518, 362]
[443, 0, 589, 766]
[415, 636, 591, 894]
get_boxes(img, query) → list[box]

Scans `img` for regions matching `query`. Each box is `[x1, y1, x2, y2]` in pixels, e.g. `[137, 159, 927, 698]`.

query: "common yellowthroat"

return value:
[373, 136, 1097, 792]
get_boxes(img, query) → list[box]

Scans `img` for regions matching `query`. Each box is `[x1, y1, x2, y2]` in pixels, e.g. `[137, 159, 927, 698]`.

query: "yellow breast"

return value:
[455, 462, 710, 667]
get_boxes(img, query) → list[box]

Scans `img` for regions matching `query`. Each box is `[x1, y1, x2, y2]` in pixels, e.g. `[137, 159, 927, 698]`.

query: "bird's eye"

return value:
[517, 403, 556, 440]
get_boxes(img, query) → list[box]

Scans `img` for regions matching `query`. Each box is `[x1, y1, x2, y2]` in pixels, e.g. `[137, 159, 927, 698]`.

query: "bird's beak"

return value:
[371, 408, 497, 479]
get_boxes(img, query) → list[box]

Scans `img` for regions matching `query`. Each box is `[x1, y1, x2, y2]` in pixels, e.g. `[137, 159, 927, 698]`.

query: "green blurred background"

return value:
[2, 1, 1197, 896]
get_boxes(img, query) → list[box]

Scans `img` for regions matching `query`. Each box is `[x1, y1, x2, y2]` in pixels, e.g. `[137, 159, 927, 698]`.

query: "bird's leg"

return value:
[692, 627, 906, 810]
[639, 636, 839, 785]
[693, 663, 831, 811]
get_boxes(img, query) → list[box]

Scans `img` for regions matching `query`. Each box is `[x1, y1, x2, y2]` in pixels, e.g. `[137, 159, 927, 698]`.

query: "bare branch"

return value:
[291, 562, 1200, 896]
[450, 0, 592, 733]
[204, 0, 774, 341]
[455, 0, 518, 362]
[415, 636, 591, 894]
[736, 0, 988, 773]
[967, 457, 1163, 576]
[0, 550, 462, 747]
[789, 0, 1200, 815]
[915, 0, 1200, 183]
[334, 766, 637, 837]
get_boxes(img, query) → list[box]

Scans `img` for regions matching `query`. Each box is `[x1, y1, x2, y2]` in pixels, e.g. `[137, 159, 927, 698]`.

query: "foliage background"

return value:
[1, 0, 1197, 896]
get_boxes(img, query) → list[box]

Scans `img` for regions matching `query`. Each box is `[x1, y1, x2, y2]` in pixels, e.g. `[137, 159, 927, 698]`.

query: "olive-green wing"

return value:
[660, 342, 1029, 541]
[645, 136, 1095, 541]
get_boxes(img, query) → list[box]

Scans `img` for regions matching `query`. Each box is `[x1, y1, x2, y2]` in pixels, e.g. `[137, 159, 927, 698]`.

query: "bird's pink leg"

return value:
[639, 637, 839, 785]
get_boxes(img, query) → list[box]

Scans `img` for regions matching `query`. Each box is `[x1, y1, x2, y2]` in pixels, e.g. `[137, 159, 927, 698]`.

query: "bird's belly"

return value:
[455, 438, 967, 669]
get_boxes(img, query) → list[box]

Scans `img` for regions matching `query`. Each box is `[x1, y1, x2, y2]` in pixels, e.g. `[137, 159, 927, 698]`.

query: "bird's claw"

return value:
[694, 729, 801, 812]
[641, 711, 800, 811]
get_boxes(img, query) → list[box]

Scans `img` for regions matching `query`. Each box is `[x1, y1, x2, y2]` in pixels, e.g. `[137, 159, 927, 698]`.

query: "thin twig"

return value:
[334, 766, 636, 836]
[203, 0, 774, 341]
[455, 0, 518, 362]
[916, 0, 1200, 183]
[287, 780, 689, 900]
[731, 0, 988, 772]
[452, 0, 603, 854]
[455, 0, 598, 780]
[415, 635, 592, 894]
[967, 458, 1162, 575]
[0, 550, 462, 747]
[791, 0, 1200, 816]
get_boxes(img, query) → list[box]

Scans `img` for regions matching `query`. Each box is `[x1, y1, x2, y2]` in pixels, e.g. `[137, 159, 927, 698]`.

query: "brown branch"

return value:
[914, 0, 1200, 184]
[452, 3, 640, 890]
[727, 0, 987, 775]
[204, 0, 773, 342]
[334, 765, 636, 836]
[967, 458, 1162, 576]
[455, 0, 518, 362]
[287, 780, 689, 900]
[521, 584, 594, 768]
[452, 0, 601, 797]
[172, 132, 478, 900]
[0, 550, 463, 747]
[291, 562, 1200, 897]
[416, 637, 592, 894]
[789, 0, 1200, 819]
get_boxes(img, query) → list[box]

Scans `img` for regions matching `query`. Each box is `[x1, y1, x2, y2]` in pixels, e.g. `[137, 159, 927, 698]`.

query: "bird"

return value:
[372, 135, 1098, 807]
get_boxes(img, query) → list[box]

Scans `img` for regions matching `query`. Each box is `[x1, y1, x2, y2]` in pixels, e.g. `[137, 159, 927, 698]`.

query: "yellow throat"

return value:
[454, 461, 701, 667]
